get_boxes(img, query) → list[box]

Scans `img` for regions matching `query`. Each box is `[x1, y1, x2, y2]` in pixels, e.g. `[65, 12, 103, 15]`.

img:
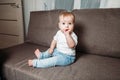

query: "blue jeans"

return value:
[33, 49, 75, 68]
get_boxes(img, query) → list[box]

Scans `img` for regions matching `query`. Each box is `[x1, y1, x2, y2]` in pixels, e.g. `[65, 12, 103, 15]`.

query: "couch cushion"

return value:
[4, 47, 120, 80]
[27, 9, 66, 47]
[72, 9, 120, 58]
[14, 55, 120, 80]
[2, 43, 120, 80]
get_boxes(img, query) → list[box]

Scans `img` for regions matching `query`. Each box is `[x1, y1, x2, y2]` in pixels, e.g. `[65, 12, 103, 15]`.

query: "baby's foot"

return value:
[28, 60, 33, 67]
[34, 49, 41, 58]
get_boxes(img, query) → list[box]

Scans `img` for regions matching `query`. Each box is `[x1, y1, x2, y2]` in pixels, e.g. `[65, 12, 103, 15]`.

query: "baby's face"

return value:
[59, 16, 74, 33]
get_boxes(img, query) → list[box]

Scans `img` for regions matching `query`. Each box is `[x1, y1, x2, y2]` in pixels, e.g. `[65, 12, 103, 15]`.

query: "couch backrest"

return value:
[27, 9, 120, 58]
[72, 8, 120, 58]
[27, 10, 66, 47]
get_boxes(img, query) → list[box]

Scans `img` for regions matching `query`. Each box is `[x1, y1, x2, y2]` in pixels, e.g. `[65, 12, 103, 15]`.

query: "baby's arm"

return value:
[64, 31, 76, 48]
[49, 40, 57, 54]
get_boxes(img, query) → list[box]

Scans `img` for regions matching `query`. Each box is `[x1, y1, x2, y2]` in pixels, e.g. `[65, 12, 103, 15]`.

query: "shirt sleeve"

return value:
[53, 31, 59, 41]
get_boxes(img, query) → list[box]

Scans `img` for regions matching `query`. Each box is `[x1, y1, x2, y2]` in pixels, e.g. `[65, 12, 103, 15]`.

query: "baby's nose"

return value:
[65, 24, 69, 28]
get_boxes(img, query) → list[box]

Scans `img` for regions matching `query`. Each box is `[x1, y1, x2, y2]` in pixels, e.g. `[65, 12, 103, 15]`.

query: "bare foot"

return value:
[28, 60, 33, 67]
[34, 49, 41, 58]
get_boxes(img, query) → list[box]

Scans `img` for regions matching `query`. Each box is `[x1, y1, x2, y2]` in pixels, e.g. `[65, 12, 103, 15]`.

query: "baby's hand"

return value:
[35, 49, 40, 54]
[48, 48, 54, 54]
[64, 29, 71, 36]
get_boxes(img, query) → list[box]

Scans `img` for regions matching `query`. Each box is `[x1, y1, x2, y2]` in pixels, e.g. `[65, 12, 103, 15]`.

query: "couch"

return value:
[1, 8, 120, 80]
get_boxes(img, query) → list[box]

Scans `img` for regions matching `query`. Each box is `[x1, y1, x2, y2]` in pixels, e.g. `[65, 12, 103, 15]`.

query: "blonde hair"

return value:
[59, 11, 75, 23]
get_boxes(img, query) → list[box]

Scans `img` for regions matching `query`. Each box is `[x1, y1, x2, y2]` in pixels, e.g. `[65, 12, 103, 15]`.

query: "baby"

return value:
[28, 11, 78, 68]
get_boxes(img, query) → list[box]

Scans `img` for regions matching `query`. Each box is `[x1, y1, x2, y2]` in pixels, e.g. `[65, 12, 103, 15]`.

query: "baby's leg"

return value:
[34, 49, 41, 58]
[32, 56, 58, 68]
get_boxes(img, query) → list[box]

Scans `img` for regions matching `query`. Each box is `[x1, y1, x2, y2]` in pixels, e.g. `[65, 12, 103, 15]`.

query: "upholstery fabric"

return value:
[73, 9, 120, 58]
[27, 10, 66, 47]
[3, 43, 120, 80]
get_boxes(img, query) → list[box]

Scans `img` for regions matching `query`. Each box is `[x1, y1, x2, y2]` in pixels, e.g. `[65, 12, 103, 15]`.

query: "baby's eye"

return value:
[62, 23, 65, 25]
[69, 23, 72, 25]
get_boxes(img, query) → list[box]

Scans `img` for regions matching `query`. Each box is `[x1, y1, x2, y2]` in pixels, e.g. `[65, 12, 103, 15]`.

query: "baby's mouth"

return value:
[65, 29, 69, 31]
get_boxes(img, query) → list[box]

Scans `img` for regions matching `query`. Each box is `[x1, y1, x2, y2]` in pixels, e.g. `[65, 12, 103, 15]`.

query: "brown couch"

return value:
[1, 8, 120, 80]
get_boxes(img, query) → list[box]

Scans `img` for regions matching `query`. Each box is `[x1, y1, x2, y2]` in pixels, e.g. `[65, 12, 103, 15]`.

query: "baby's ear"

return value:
[58, 22, 60, 27]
